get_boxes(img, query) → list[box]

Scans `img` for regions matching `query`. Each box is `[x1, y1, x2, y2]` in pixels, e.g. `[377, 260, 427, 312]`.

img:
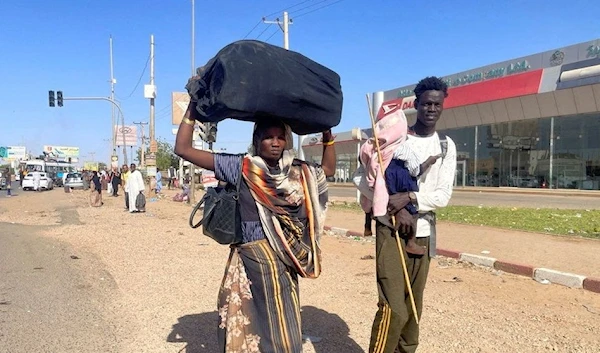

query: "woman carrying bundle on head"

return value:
[175, 99, 336, 353]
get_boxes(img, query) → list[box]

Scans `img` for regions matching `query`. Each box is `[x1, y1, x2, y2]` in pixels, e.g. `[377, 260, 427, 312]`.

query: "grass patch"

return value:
[329, 202, 600, 238]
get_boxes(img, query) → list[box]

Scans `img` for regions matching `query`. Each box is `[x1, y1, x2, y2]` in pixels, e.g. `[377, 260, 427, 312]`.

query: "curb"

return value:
[324, 225, 600, 295]
[328, 184, 600, 198]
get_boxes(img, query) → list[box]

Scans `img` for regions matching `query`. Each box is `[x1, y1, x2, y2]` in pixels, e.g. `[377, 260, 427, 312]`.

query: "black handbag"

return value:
[189, 164, 243, 245]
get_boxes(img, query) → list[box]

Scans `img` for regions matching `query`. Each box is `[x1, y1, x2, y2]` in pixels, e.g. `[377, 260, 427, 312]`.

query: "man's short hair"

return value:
[414, 76, 449, 103]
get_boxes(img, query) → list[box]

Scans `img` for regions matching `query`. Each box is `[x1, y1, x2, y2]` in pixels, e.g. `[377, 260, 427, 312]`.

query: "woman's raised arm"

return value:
[174, 101, 215, 171]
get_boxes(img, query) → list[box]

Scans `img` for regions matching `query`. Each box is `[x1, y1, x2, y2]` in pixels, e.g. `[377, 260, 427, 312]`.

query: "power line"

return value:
[243, 20, 263, 39]
[264, 27, 280, 43]
[256, 23, 272, 40]
[287, 0, 330, 15]
[265, 0, 314, 18]
[155, 104, 172, 115]
[294, 0, 346, 18]
[118, 53, 151, 100]
[241, 0, 312, 39]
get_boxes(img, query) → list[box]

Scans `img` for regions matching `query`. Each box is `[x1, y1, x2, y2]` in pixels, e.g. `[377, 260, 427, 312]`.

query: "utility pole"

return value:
[133, 121, 148, 167]
[262, 12, 304, 159]
[283, 11, 289, 50]
[189, 0, 196, 204]
[263, 11, 291, 49]
[144, 34, 157, 185]
[109, 35, 117, 164]
[149, 35, 155, 144]
[89, 152, 96, 162]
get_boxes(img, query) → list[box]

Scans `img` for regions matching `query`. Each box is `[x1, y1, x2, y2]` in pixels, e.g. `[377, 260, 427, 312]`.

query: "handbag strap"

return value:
[189, 155, 244, 229]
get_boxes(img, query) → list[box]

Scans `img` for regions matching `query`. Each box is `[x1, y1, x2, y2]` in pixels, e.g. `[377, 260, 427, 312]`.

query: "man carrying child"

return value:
[355, 76, 457, 353]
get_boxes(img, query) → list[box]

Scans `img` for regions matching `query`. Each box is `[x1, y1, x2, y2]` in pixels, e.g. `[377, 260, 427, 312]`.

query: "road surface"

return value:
[1, 187, 599, 352]
[0, 219, 120, 352]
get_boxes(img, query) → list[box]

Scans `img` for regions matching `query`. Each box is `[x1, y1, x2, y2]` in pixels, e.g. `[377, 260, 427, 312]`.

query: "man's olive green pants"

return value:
[369, 221, 431, 353]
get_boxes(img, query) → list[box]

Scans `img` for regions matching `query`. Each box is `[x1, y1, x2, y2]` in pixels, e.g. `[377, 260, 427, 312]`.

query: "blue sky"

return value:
[1, 0, 599, 163]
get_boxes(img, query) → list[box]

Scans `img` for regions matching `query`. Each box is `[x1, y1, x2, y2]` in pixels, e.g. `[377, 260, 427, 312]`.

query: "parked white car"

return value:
[22, 172, 54, 191]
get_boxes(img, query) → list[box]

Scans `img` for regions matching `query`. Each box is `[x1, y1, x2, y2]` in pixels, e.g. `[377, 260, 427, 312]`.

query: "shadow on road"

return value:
[167, 311, 219, 353]
[167, 306, 363, 353]
[301, 305, 364, 353]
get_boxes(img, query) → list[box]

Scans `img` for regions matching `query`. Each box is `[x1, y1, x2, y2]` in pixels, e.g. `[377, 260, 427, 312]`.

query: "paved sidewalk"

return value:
[325, 208, 600, 292]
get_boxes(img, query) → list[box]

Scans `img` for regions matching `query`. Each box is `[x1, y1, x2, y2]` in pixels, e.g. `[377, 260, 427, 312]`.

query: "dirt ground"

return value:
[1, 187, 600, 353]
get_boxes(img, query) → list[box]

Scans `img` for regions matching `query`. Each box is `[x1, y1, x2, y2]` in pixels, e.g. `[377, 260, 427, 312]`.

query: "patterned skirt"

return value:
[218, 239, 302, 353]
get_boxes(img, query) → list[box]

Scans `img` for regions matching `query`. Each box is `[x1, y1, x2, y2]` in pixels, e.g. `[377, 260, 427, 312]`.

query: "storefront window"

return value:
[553, 114, 600, 189]
[442, 127, 474, 187]
[302, 141, 360, 184]
[441, 113, 600, 190]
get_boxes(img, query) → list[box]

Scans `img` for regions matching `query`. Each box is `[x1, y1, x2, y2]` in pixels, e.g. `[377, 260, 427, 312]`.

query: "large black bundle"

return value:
[185, 40, 343, 135]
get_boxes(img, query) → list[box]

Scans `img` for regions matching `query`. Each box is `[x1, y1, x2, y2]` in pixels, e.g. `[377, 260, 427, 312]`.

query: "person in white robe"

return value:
[126, 164, 146, 213]
[33, 171, 41, 191]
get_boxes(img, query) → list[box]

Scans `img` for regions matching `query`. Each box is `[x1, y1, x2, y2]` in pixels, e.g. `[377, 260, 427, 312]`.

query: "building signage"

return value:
[171, 92, 190, 125]
[400, 97, 415, 110]
[43, 145, 80, 158]
[396, 60, 531, 98]
[586, 45, 600, 58]
[395, 89, 414, 98]
[114, 125, 138, 147]
[5, 146, 27, 160]
[549, 50, 565, 66]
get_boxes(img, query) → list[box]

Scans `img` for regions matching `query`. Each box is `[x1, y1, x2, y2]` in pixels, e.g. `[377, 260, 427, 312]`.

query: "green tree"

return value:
[136, 139, 179, 170]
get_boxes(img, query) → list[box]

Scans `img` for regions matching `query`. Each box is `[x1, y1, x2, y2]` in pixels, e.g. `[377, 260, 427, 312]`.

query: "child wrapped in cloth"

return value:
[357, 104, 440, 255]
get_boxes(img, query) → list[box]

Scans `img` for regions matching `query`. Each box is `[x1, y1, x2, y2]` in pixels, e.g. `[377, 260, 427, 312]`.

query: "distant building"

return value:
[303, 38, 600, 190]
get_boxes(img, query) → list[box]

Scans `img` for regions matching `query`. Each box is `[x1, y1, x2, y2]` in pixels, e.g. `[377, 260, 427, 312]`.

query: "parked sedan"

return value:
[22, 172, 54, 191]
[64, 173, 84, 189]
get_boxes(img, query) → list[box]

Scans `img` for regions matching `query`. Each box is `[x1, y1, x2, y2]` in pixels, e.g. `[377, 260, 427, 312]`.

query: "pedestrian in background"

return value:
[121, 164, 130, 210]
[111, 168, 121, 197]
[4, 168, 12, 197]
[89, 171, 103, 207]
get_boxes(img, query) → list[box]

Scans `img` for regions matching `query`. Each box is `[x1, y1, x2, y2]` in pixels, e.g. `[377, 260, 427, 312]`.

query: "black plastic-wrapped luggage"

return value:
[185, 40, 343, 135]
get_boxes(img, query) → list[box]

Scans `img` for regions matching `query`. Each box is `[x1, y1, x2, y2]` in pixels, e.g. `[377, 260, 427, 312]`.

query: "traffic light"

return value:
[49, 90, 55, 107]
[197, 122, 218, 144]
[57, 91, 64, 107]
[207, 123, 218, 144]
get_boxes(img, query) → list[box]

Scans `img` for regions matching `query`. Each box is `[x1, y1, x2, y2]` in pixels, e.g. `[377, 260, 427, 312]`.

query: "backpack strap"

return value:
[439, 134, 448, 162]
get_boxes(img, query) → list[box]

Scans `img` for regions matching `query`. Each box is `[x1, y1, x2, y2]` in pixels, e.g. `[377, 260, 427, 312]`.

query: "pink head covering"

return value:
[359, 102, 408, 216]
